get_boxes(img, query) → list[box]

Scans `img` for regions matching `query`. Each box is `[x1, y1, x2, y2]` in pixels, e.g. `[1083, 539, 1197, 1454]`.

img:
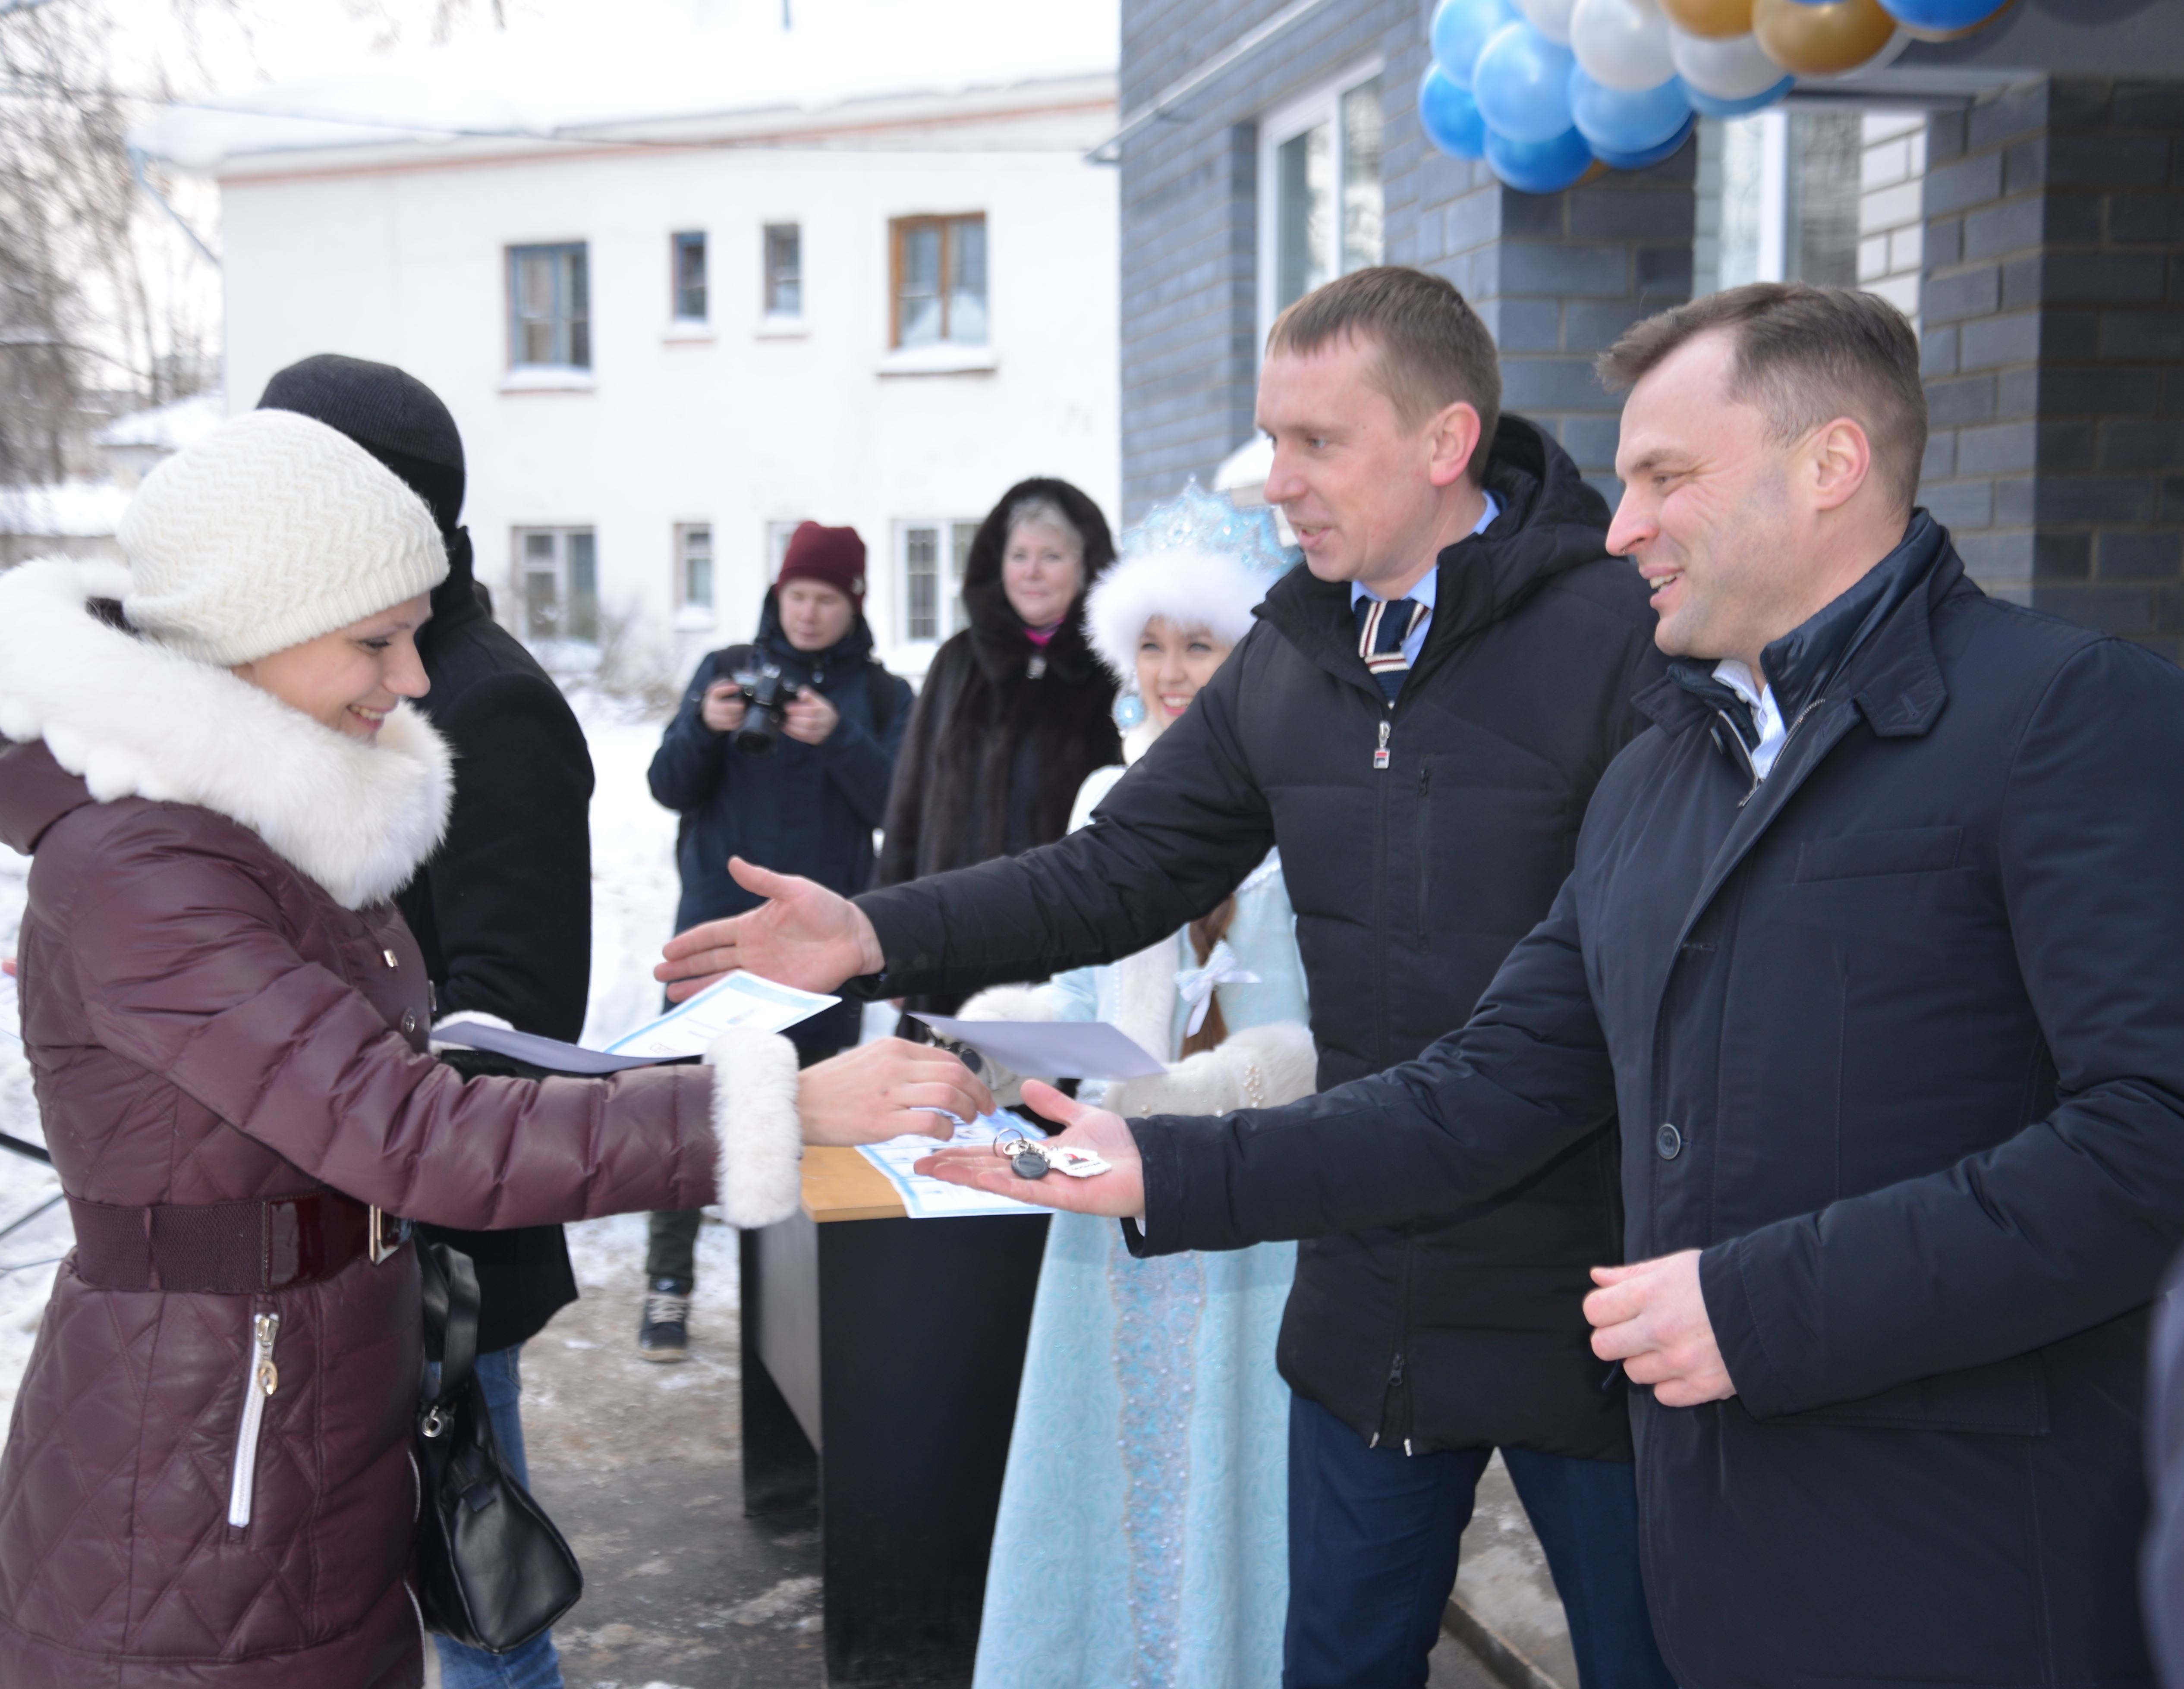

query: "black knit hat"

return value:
[257, 353, 466, 535]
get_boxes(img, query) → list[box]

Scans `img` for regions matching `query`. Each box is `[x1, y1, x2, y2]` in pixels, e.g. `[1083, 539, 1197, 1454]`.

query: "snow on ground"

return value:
[0, 689, 722, 1422]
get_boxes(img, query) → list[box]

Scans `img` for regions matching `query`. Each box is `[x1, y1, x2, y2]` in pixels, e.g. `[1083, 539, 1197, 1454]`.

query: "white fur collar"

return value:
[0, 557, 452, 909]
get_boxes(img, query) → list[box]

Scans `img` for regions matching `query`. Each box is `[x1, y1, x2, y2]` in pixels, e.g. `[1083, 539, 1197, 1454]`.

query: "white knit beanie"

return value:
[119, 408, 448, 667]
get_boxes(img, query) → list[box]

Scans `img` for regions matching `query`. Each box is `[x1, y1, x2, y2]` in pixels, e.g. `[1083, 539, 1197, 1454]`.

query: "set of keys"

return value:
[995, 1132, 1111, 1181]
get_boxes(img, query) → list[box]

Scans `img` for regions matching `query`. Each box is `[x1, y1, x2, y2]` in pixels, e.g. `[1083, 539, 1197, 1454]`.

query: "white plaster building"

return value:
[135, 3, 1120, 683]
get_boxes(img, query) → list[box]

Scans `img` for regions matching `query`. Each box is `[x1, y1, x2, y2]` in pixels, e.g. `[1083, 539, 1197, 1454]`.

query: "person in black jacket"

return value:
[658, 270, 1672, 1688]
[639, 522, 911, 1357]
[258, 354, 590, 1689]
[873, 477, 1121, 1019]
[922, 284, 2184, 1689]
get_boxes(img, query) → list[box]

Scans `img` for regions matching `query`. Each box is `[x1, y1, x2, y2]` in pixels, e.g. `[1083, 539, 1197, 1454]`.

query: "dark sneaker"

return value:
[637, 1277, 692, 1362]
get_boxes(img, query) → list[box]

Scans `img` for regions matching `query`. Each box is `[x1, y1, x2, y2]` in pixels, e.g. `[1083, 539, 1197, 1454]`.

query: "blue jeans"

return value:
[1285, 1395, 1675, 1689]
[432, 1345, 566, 1689]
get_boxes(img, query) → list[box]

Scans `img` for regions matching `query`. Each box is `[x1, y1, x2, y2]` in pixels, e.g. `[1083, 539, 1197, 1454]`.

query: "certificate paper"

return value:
[434, 972, 839, 1074]
[910, 1015, 1166, 1081]
[857, 1115, 1049, 1220]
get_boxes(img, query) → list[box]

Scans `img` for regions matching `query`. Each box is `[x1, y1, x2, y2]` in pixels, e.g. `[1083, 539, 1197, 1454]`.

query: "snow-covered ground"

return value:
[0, 692, 703, 1422]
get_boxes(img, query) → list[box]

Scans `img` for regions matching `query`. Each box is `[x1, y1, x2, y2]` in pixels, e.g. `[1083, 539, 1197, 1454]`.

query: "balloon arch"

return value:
[1419, 0, 2013, 194]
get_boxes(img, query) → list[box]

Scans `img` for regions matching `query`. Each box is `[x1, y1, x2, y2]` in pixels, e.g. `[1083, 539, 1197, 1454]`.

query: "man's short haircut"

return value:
[1267, 267, 1502, 486]
[1597, 283, 1927, 513]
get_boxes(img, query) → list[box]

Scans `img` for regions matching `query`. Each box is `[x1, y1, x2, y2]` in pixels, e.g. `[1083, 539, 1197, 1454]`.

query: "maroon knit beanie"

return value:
[776, 521, 867, 610]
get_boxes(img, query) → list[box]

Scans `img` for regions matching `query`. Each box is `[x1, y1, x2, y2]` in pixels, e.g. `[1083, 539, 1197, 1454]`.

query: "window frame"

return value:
[764, 223, 803, 321]
[514, 525, 599, 644]
[1255, 61, 1385, 352]
[675, 521, 714, 613]
[507, 242, 591, 371]
[888, 213, 988, 349]
[893, 516, 980, 645]
[671, 231, 708, 324]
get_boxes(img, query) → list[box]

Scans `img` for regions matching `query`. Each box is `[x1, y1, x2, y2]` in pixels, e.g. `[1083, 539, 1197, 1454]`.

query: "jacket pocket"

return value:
[1794, 825, 1963, 883]
[226, 1310, 281, 1529]
[1768, 1351, 2048, 1436]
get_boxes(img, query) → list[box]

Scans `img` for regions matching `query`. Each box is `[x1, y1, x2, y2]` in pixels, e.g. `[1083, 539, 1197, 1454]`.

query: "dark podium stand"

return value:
[741, 1147, 1048, 1685]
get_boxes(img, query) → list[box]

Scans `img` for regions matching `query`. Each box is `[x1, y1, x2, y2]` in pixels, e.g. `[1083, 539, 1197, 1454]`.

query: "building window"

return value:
[765, 224, 802, 318]
[898, 518, 978, 642]
[1695, 112, 1864, 295]
[891, 214, 987, 348]
[1260, 68, 1384, 333]
[673, 232, 708, 322]
[509, 243, 590, 368]
[518, 527, 598, 642]
[767, 519, 804, 578]
[678, 523, 713, 610]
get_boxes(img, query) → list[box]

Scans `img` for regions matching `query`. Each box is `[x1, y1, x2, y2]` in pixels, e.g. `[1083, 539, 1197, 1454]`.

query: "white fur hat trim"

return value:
[1084, 545, 1272, 683]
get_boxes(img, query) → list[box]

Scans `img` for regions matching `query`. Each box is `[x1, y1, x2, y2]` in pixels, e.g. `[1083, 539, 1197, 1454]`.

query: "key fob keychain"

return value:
[996, 1134, 1112, 1180]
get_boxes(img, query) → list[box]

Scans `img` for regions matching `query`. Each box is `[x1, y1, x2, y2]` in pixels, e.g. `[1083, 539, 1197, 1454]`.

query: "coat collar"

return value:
[0, 557, 452, 909]
[1256, 415, 1614, 698]
[1633, 513, 1956, 746]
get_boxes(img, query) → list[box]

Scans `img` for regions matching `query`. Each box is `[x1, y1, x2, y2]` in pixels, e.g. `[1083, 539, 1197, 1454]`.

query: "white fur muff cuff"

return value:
[704, 1027, 805, 1228]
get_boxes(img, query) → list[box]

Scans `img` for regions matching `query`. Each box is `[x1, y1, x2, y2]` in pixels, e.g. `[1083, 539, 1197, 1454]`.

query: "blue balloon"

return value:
[1419, 66, 1489, 160]
[1566, 67, 1690, 156]
[1878, 0, 2004, 23]
[1683, 76, 1794, 119]
[1429, 0, 1517, 87]
[1594, 114, 1697, 172]
[1483, 124, 1596, 195]
[1471, 22, 1576, 146]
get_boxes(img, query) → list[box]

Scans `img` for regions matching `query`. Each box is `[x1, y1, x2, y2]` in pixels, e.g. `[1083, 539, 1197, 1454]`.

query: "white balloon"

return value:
[1668, 25, 1785, 101]
[1517, 0, 1578, 46]
[1570, 0, 1676, 93]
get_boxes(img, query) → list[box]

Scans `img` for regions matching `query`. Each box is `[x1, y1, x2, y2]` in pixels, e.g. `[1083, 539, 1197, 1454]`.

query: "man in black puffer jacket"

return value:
[657, 269, 1671, 1687]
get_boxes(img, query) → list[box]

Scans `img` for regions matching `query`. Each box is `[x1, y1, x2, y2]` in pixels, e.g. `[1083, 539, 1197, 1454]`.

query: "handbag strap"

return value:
[419, 1240, 482, 1413]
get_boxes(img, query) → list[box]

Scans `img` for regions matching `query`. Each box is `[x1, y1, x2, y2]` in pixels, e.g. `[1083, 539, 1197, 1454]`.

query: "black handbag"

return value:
[414, 1239, 584, 1652]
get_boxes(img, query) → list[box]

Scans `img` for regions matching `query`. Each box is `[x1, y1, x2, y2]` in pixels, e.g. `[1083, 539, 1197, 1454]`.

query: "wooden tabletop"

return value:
[800, 1146, 907, 1223]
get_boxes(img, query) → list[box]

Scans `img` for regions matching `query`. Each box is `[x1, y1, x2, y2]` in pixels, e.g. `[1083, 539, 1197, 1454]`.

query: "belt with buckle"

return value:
[68, 1190, 411, 1294]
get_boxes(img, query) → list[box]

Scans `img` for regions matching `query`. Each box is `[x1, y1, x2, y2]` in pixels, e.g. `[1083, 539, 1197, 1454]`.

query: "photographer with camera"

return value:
[640, 522, 913, 1358]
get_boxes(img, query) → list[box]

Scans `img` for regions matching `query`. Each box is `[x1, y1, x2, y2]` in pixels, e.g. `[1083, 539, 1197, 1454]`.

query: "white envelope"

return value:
[912, 1015, 1167, 1080]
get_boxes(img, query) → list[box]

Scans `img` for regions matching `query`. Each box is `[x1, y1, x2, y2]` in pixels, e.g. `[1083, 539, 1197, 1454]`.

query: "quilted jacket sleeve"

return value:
[60, 817, 802, 1230]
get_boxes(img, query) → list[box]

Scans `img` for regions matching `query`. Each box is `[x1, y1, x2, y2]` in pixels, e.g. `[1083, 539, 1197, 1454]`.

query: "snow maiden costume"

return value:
[969, 491, 1315, 1689]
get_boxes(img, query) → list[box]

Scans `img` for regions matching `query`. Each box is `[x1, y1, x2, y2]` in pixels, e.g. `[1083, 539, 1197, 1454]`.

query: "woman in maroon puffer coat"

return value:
[0, 411, 985, 1689]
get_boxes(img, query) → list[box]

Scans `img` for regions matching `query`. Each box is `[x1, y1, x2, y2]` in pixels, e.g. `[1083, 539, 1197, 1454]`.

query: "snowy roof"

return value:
[0, 481, 130, 539]
[134, 0, 1117, 173]
[94, 390, 225, 453]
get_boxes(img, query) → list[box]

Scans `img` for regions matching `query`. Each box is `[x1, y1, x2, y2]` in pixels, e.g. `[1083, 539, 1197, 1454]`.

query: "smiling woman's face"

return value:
[1133, 616, 1232, 731]
[230, 595, 433, 739]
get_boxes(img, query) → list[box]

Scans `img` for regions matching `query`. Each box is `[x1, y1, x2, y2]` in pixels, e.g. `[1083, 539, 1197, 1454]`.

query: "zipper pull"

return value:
[253, 1313, 280, 1398]
[1373, 719, 1391, 771]
[1388, 1351, 1405, 1385]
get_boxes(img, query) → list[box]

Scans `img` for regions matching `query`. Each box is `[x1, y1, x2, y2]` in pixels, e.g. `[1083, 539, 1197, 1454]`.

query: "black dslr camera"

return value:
[730, 664, 791, 757]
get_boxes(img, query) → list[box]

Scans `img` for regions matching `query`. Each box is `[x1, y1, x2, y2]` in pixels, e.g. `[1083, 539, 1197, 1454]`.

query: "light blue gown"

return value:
[974, 766, 1312, 1689]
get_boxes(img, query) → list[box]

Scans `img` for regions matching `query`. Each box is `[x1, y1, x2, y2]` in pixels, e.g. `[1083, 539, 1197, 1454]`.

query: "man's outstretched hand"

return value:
[1584, 1249, 1735, 1408]
[655, 856, 884, 1001]
[915, 1082, 1147, 1220]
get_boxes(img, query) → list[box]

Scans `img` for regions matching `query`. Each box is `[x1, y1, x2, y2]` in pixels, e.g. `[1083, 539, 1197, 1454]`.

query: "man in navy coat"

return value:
[920, 284, 2184, 1686]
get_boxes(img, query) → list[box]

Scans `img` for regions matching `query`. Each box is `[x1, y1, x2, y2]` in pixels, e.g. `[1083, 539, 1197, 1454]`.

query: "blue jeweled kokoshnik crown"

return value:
[1118, 480, 1302, 580]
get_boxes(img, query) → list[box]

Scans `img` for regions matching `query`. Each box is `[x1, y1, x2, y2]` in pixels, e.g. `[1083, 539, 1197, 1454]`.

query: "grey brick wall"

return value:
[1117, 0, 1697, 523]
[1916, 76, 2184, 659]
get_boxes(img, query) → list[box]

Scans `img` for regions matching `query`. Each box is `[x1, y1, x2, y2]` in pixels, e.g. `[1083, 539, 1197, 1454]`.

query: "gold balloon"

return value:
[1580, 159, 1612, 184]
[1752, 0, 1898, 74]
[1900, 0, 2014, 42]
[1658, 0, 1754, 38]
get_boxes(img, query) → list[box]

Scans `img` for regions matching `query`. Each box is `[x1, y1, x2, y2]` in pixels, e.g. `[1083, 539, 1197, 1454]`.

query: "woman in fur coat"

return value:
[0, 411, 985, 1689]
[966, 491, 1316, 1689]
[874, 477, 1121, 1016]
